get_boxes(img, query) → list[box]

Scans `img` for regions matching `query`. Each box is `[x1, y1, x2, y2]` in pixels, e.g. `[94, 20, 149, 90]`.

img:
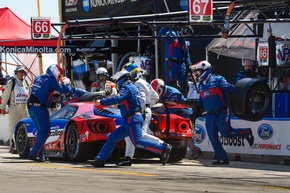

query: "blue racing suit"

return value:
[197, 74, 252, 161]
[159, 85, 201, 155]
[159, 28, 190, 85]
[235, 70, 258, 83]
[95, 81, 165, 161]
[27, 74, 75, 158]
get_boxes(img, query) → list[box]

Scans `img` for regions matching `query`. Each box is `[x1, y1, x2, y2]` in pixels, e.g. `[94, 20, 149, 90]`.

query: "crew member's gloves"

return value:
[190, 106, 203, 124]
[70, 86, 76, 92]
[94, 90, 106, 97]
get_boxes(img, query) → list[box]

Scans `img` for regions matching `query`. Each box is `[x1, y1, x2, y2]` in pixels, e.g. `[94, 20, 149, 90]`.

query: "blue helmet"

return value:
[122, 62, 142, 81]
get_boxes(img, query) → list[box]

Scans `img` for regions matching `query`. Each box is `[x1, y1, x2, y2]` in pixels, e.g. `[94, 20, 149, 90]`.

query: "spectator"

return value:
[150, 78, 202, 160]
[117, 62, 164, 166]
[91, 67, 117, 97]
[88, 70, 172, 167]
[27, 64, 80, 162]
[0, 65, 30, 154]
[235, 59, 259, 83]
[190, 60, 254, 165]
[159, 26, 193, 96]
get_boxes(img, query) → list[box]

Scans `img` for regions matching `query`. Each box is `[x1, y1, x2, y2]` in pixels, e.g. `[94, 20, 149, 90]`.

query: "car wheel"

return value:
[15, 123, 30, 159]
[230, 78, 271, 121]
[78, 92, 104, 102]
[168, 140, 188, 163]
[65, 123, 84, 162]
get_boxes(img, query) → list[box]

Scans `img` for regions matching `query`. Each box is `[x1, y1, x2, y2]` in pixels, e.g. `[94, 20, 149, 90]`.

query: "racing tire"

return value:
[78, 92, 104, 102]
[168, 140, 188, 163]
[230, 78, 271, 121]
[65, 123, 87, 162]
[15, 123, 30, 159]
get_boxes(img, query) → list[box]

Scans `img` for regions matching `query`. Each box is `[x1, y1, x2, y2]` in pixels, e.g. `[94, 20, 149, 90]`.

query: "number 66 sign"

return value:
[31, 17, 51, 39]
[189, 0, 213, 22]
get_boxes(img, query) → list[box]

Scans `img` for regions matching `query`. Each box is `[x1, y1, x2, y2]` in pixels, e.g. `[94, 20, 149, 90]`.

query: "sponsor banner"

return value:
[61, 0, 187, 21]
[195, 118, 290, 156]
[0, 46, 80, 53]
[257, 40, 290, 66]
[62, 0, 154, 20]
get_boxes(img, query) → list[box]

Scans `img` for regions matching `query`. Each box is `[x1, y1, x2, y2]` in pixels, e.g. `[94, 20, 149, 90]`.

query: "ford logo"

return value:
[193, 124, 206, 144]
[257, 124, 273, 140]
[32, 128, 38, 136]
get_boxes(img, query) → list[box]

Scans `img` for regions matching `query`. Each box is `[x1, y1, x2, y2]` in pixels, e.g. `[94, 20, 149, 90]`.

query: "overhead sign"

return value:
[257, 40, 290, 66]
[31, 17, 51, 39]
[62, 0, 154, 20]
[189, 0, 213, 22]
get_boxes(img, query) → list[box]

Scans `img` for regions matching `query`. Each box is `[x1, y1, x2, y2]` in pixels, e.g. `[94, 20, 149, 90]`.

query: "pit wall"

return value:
[194, 117, 290, 165]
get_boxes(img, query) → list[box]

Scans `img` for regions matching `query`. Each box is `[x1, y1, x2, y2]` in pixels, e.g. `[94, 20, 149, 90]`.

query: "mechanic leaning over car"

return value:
[27, 64, 82, 162]
[47, 77, 87, 115]
[150, 78, 202, 160]
[0, 65, 30, 154]
[116, 62, 165, 166]
[190, 60, 255, 165]
[88, 70, 172, 167]
[91, 67, 117, 97]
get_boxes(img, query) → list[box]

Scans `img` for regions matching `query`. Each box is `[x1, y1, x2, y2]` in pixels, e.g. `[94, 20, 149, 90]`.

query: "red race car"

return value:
[14, 102, 192, 162]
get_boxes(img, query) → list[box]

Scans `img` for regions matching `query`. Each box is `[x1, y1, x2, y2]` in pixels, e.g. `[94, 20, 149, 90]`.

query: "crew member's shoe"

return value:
[189, 151, 203, 160]
[246, 132, 254, 147]
[87, 159, 105, 167]
[212, 160, 229, 165]
[116, 156, 132, 166]
[28, 155, 46, 162]
[160, 143, 172, 165]
[9, 148, 18, 154]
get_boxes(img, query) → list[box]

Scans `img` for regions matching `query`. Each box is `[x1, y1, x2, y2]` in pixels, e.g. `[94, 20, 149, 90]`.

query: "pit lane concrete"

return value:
[0, 145, 290, 193]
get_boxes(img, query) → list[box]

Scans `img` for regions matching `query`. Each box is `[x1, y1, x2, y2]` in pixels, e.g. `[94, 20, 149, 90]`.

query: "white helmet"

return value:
[190, 60, 212, 83]
[96, 67, 108, 80]
[46, 64, 63, 81]
[150, 79, 167, 97]
[96, 67, 108, 76]
[111, 70, 131, 90]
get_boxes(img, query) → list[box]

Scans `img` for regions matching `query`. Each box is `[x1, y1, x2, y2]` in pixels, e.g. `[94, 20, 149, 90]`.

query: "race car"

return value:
[14, 102, 192, 162]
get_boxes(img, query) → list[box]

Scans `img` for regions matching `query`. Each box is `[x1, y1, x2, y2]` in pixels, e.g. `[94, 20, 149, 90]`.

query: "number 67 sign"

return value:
[31, 17, 51, 39]
[189, 0, 213, 22]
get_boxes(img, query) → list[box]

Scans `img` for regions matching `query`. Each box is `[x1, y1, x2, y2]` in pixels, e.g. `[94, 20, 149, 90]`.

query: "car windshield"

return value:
[50, 105, 78, 119]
